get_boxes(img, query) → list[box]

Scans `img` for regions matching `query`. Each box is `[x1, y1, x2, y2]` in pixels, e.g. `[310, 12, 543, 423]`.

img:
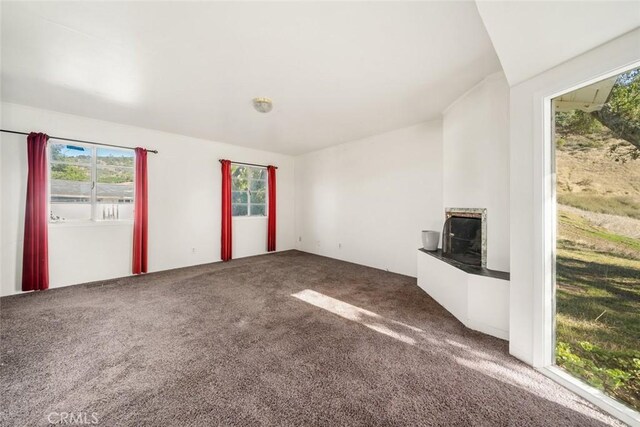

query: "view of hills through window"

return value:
[553, 68, 639, 411]
[49, 143, 134, 221]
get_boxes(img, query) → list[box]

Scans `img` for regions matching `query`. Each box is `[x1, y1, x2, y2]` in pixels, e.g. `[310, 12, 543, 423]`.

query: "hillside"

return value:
[556, 131, 640, 220]
[554, 130, 639, 410]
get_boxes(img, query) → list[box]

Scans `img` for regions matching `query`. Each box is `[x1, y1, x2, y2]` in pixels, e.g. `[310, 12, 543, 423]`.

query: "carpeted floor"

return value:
[0, 250, 624, 426]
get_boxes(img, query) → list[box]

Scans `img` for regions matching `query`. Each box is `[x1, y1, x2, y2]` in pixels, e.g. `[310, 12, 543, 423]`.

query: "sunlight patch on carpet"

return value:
[291, 289, 420, 344]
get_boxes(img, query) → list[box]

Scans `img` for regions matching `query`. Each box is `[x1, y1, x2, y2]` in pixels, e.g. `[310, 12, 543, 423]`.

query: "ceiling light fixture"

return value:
[252, 97, 273, 113]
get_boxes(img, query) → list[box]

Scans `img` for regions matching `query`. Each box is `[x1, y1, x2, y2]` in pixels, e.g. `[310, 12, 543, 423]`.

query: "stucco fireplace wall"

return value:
[442, 71, 510, 272]
[417, 71, 511, 340]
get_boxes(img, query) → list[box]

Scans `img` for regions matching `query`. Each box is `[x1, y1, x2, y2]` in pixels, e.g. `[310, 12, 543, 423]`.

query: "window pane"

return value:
[50, 164, 91, 182]
[250, 204, 266, 216]
[231, 165, 245, 178]
[49, 143, 92, 221]
[97, 203, 133, 220]
[250, 179, 266, 192]
[96, 182, 134, 204]
[50, 142, 92, 205]
[50, 143, 91, 165]
[50, 204, 91, 221]
[232, 177, 249, 191]
[232, 204, 248, 216]
[553, 68, 640, 410]
[97, 166, 134, 184]
[231, 166, 248, 190]
[232, 191, 248, 203]
[96, 149, 134, 221]
[96, 147, 134, 167]
[97, 166, 134, 204]
[251, 188, 266, 204]
[249, 168, 266, 180]
[50, 178, 91, 202]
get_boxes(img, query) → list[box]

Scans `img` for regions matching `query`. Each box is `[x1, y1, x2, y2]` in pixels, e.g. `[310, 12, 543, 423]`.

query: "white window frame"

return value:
[231, 164, 268, 218]
[48, 141, 135, 223]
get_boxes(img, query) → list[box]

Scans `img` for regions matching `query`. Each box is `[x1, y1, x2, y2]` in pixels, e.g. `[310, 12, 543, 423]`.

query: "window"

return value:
[551, 67, 639, 412]
[49, 143, 135, 222]
[231, 165, 267, 216]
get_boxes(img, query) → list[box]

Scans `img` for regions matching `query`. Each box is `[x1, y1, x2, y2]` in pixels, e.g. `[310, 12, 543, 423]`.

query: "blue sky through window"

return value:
[52, 143, 134, 158]
[97, 147, 134, 158]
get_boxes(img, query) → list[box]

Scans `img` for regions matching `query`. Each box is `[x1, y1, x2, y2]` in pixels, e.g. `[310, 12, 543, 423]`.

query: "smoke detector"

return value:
[252, 97, 273, 113]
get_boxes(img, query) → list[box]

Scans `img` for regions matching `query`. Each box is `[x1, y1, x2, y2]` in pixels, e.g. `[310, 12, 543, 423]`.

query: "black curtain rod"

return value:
[219, 159, 277, 169]
[0, 129, 159, 154]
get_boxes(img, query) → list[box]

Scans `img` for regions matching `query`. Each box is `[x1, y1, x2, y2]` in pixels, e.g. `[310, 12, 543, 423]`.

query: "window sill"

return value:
[232, 216, 268, 221]
[49, 220, 134, 228]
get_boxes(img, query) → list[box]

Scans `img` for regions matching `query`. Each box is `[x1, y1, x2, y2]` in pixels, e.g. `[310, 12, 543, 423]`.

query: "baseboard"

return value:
[464, 318, 509, 341]
[294, 248, 418, 279]
[0, 249, 295, 298]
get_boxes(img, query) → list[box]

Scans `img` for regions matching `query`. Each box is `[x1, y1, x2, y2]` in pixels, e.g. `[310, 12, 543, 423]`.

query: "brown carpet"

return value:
[0, 250, 624, 426]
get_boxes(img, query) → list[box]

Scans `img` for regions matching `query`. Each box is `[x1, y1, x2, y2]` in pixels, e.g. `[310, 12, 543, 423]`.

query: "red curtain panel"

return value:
[132, 147, 148, 274]
[22, 132, 50, 291]
[221, 160, 232, 261]
[267, 165, 277, 252]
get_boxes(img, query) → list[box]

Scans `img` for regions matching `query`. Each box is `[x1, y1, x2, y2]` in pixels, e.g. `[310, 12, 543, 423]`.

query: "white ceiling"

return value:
[476, 0, 640, 86]
[1, 1, 501, 155]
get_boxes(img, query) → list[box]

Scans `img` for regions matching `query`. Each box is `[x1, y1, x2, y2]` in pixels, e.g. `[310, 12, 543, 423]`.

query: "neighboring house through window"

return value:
[49, 142, 134, 221]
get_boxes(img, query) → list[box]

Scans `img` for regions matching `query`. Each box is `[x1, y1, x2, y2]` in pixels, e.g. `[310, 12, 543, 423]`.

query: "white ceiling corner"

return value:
[475, 0, 640, 86]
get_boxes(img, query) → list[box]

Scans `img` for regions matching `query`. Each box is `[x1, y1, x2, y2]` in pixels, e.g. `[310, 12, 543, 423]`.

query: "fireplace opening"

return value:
[442, 208, 486, 268]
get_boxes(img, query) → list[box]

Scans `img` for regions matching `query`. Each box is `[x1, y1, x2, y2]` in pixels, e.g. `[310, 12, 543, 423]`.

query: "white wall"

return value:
[442, 72, 510, 272]
[294, 121, 443, 277]
[509, 29, 640, 366]
[0, 0, 3, 294]
[0, 103, 296, 296]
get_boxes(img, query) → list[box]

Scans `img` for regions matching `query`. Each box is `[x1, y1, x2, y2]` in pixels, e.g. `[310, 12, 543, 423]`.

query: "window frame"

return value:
[48, 141, 135, 223]
[231, 164, 268, 218]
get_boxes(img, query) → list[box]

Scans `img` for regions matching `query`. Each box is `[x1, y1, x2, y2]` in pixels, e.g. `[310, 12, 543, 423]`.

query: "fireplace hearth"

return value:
[442, 208, 487, 268]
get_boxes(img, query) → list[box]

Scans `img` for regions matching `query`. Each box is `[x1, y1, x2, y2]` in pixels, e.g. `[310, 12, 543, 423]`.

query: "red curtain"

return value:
[22, 133, 49, 291]
[267, 165, 276, 252]
[221, 160, 232, 261]
[132, 147, 148, 274]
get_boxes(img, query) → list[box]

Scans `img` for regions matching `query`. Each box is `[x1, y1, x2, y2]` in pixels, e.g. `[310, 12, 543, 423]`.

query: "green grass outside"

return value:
[556, 210, 640, 410]
[558, 194, 640, 220]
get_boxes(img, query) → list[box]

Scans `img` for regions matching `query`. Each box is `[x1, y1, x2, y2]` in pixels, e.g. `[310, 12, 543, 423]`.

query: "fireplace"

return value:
[442, 208, 487, 268]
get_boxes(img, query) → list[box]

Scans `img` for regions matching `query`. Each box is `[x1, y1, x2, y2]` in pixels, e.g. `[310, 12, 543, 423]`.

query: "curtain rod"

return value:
[219, 159, 277, 169]
[0, 129, 158, 154]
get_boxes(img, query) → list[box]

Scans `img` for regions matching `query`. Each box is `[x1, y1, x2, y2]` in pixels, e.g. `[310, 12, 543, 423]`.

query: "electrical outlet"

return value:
[338, 243, 342, 249]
